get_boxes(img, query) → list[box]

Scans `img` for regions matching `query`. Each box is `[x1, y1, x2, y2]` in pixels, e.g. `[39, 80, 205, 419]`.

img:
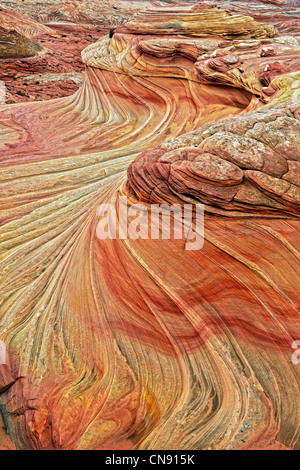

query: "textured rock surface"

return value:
[0, 5, 51, 58]
[0, 1, 151, 102]
[1, 0, 152, 27]
[0, 24, 106, 103]
[0, 1, 299, 450]
[0, 4, 52, 38]
[0, 26, 43, 59]
[128, 101, 300, 215]
[120, 4, 278, 38]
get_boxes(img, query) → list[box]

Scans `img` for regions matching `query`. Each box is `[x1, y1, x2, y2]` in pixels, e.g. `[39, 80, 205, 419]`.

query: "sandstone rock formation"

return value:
[0, 1, 153, 103]
[0, 5, 51, 58]
[0, 1, 299, 450]
[0, 4, 52, 38]
[0, 27, 42, 59]
[1, 0, 152, 28]
[120, 4, 278, 38]
[0, 24, 104, 104]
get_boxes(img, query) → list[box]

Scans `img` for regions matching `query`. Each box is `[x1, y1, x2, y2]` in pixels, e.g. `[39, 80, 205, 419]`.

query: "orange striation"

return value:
[0, 2, 299, 450]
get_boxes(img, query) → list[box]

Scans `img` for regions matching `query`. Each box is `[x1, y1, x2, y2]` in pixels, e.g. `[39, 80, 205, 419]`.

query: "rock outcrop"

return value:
[128, 101, 300, 216]
[0, 1, 299, 450]
[120, 4, 278, 38]
[0, 4, 52, 38]
[0, 27, 43, 58]
[0, 4, 108, 103]
[1, 0, 152, 28]
[0, 5, 51, 58]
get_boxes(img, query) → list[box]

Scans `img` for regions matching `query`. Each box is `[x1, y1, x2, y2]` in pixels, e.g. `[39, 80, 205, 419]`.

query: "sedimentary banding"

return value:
[119, 5, 278, 39]
[0, 5, 52, 39]
[0, 3, 299, 450]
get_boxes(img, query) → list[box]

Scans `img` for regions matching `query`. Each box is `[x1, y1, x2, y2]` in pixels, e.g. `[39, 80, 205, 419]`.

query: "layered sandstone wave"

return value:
[119, 4, 278, 38]
[0, 2, 299, 450]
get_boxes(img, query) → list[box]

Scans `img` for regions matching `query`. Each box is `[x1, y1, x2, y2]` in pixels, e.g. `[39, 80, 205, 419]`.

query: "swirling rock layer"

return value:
[119, 5, 278, 38]
[0, 2, 299, 450]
